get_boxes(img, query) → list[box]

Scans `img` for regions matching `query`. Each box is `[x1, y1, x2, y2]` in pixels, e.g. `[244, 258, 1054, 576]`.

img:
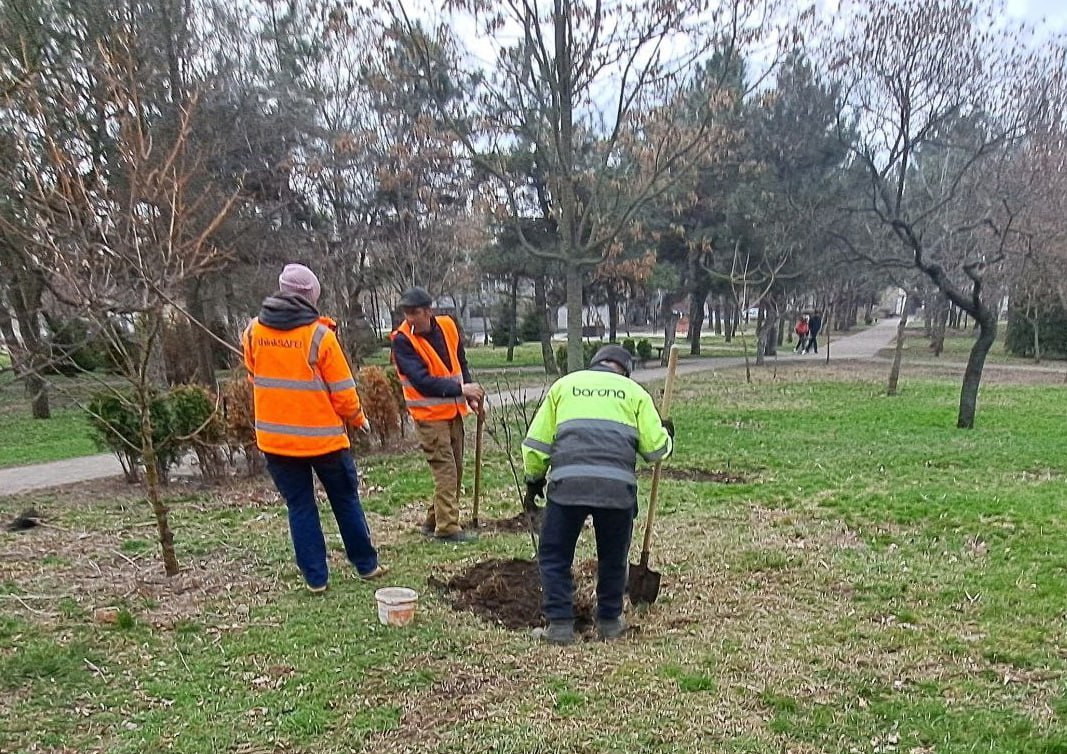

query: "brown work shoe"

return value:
[358, 565, 389, 581]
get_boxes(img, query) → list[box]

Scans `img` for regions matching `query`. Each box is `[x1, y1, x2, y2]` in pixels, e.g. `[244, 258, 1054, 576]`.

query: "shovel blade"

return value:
[627, 563, 661, 605]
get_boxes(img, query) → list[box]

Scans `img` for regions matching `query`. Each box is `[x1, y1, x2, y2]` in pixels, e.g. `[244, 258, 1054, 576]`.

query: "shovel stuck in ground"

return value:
[628, 344, 680, 605]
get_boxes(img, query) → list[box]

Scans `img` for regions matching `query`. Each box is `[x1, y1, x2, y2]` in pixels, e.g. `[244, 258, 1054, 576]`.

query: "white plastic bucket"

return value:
[374, 587, 419, 627]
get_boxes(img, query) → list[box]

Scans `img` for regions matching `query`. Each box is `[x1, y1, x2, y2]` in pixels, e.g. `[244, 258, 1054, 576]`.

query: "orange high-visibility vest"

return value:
[392, 316, 468, 423]
[243, 316, 366, 456]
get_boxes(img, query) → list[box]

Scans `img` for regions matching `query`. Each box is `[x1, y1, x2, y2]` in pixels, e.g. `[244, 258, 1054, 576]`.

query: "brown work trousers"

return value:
[414, 416, 465, 536]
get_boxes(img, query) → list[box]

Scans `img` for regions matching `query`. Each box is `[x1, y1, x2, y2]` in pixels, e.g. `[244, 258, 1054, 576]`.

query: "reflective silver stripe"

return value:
[557, 418, 638, 441]
[255, 420, 346, 437]
[550, 465, 637, 485]
[400, 374, 461, 388]
[308, 324, 329, 366]
[522, 437, 553, 454]
[253, 376, 327, 391]
[406, 397, 463, 407]
[328, 378, 355, 392]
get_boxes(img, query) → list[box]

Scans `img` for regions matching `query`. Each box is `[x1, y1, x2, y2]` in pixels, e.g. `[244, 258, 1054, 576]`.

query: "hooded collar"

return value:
[257, 293, 320, 330]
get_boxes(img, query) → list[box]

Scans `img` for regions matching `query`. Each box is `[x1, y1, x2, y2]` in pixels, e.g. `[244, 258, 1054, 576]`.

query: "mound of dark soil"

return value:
[430, 557, 597, 632]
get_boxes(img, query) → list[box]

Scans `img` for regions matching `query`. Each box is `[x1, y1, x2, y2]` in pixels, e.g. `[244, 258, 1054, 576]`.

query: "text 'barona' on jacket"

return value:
[571, 386, 626, 399]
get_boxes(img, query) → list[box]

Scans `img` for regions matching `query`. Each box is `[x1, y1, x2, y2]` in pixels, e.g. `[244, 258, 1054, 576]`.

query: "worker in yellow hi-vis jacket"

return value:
[522, 345, 674, 645]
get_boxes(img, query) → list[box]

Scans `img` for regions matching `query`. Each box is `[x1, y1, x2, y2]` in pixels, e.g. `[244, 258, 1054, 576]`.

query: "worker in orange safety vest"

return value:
[391, 287, 485, 543]
[243, 263, 387, 592]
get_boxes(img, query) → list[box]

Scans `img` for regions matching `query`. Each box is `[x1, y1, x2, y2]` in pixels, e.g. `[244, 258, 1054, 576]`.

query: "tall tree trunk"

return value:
[185, 277, 218, 389]
[555, 4, 585, 375]
[958, 312, 996, 429]
[607, 285, 619, 342]
[754, 306, 767, 366]
[688, 292, 707, 355]
[8, 275, 50, 418]
[660, 295, 680, 365]
[887, 297, 910, 396]
[535, 278, 557, 376]
[930, 296, 950, 357]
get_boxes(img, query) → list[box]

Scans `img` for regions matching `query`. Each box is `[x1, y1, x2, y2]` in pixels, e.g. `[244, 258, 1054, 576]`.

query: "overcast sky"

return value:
[1004, 0, 1067, 30]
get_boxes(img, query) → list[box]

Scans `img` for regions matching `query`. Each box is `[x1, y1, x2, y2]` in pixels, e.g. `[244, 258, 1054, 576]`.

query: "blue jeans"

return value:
[265, 450, 379, 588]
[538, 501, 634, 622]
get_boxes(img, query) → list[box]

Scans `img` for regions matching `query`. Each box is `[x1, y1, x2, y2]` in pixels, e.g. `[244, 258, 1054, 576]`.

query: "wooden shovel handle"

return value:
[473, 409, 485, 525]
[639, 345, 679, 565]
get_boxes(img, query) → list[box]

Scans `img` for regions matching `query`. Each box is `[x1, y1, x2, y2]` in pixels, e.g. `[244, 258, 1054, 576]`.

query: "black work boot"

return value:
[532, 620, 576, 645]
[598, 616, 628, 640]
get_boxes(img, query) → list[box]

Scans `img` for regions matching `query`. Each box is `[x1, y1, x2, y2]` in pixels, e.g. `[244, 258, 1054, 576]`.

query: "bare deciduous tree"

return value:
[3, 33, 238, 575]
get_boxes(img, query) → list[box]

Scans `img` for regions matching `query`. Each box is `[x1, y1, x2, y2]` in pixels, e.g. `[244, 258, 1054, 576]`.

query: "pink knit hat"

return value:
[278, 263, 321, 305]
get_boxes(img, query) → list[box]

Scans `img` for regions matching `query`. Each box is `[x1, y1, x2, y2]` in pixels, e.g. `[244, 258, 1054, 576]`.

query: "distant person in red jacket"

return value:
[794, 315, 809, 353]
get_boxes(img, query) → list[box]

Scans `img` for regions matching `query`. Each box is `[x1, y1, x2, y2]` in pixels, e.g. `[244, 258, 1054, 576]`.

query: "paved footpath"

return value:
[0, 320, 899, 497]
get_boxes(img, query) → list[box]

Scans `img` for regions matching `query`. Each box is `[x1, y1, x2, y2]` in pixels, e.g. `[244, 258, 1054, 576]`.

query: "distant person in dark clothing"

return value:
[805, 312, 823, 354]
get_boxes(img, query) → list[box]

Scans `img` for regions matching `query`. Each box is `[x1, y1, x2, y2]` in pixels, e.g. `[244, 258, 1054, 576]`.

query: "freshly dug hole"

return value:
[430, 557, 598, 633]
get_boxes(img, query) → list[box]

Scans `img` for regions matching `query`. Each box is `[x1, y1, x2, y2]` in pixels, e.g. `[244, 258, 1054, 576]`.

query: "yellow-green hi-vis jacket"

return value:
[521, 366, 673, 510]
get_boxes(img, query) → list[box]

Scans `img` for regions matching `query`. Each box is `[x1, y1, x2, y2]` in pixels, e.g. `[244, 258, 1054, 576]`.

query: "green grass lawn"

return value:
[0, 372, 102, 467]
[888, 325, 1067, 365]
[2, 364, 1067, 752]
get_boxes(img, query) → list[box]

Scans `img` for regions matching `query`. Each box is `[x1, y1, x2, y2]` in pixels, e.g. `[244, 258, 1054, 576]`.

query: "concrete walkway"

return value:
[0, 320, 899, 497]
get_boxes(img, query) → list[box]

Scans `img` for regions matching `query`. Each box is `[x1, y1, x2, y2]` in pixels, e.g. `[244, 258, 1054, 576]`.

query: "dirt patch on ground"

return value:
[0, 519, 276, 629]
[639, 466, 748, 483]
[429, 557, 599, 634]
[484, 509, 543, 533]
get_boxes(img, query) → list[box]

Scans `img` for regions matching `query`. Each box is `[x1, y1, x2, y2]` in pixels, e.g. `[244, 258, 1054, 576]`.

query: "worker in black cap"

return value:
[391, 287, 485, 543]
[521, 344, 674, 644]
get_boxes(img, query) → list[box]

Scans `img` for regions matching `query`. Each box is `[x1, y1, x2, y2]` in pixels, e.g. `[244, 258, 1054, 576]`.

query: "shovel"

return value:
[628, 344, 680, 605]
[472, 407, 485, 529]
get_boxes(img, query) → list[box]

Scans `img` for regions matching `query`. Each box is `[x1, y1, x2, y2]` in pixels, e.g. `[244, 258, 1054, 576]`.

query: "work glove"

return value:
[661, 418, 675, 440]
[523, 478, 545, 513]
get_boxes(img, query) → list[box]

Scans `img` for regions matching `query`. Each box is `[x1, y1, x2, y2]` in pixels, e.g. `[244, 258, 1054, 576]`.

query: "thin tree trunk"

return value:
[506, 274, 518, 363]
[887, 299, 910, 396]
[661, 296, 679, 366]
[142, 409, 179, 576]
[565, 262, 583, 371]
[607, 286, 619, 342]
[1032, 313, 1041, 364]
